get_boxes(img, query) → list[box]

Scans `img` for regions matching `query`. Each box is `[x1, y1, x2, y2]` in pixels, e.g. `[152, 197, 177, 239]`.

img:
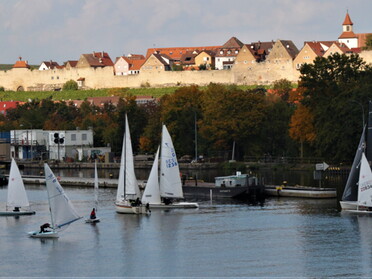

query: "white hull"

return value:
[85, 218, 100, 223]
[28, 230, 59, 238]
[149, 202, 199, 209]
[0, 211, 35, 216]
[115, 201, 148, 214]
[340, 201, 358, 210]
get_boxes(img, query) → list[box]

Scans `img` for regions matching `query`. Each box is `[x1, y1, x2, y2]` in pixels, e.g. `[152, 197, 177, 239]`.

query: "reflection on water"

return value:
[2, 186, 370, 277]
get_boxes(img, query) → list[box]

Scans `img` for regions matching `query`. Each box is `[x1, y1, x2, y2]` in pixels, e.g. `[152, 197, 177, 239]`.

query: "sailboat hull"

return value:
[28, 230, 59, 238]
[85, 218, 100, 223]
[0, 211, 35, 216]
[149, 202, 199, 209]
[115, 201, 148, 214]
[340, 201, 358, 210]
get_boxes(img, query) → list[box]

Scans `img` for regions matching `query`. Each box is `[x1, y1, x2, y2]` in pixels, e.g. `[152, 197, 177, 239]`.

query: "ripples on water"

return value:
[0, 186, 371, 278]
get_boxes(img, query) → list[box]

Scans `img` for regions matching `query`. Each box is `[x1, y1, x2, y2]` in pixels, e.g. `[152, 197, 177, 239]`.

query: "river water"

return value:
[0, 183, 371, 278]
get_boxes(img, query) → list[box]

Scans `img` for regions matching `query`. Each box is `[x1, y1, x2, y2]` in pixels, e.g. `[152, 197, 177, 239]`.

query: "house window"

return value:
[51, 76, 54, 80]
[56, 76, 59, 80]
[71, 134, 76, 141]
[82, 134, 87, 141]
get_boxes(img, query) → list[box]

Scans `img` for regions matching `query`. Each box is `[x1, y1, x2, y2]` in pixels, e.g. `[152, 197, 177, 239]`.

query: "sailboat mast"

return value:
[194, 111, 198, 162]
[366, 101, 372, 163]
[123, 115, 127, 199]
[45, 170, 56, 230]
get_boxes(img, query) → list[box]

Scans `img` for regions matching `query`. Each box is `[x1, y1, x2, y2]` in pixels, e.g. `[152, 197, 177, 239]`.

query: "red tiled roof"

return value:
[127, 54, 145, 60]
[338, 31, 358, 39]
[129, 58, 146, 71]
[0, 101, 22, 115]
[146, 46, 221, 60]
[343, 12, 353, 25]
[222, 37, 244, 48]
[82, 51, 114, 67]
[279, 40, 299, 59]
[304, 41, 335, 57]
[41, 61, 60, 69]
[13, 60, 30, 69]
[65, 60, 78, 67]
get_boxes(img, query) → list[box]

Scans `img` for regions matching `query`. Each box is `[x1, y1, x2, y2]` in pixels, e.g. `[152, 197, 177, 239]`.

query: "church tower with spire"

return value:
[338, 11, 358, 49]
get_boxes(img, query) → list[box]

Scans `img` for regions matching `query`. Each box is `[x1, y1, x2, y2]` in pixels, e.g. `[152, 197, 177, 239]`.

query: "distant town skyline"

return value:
[0, 0, 371, 64]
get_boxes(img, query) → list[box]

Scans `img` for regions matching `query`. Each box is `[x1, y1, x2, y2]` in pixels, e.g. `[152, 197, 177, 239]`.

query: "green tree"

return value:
[63, 80, 78, 91]
[300, 53, 372, 161]
[272, 78, 292, 102]
[160, 85, 203, 157]
[260, 95, 295, 157]
[199, 84, 268, 159]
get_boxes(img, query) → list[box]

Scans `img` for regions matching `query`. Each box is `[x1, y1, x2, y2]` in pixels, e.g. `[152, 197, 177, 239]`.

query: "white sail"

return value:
[116, 114, 140, 202]
[160, 125, 183, 198]
[44, 163, 81, 230]
[94, 161, 99, 210]
[7, 158, 30, 208]
[357, 153, 372, 207]
[142, 147, 161, 205]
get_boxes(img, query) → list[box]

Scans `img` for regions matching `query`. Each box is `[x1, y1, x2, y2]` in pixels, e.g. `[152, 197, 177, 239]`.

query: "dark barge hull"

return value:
[182, 185, 265, 200]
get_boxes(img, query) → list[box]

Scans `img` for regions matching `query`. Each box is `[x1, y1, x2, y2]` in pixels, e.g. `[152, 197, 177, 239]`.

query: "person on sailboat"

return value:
[13, 207, 20, 212]
[135, 197, 142, 206]
[90, 208, 96, 219]
[39, 223, 51, 233]
[145, 203, 151, 213]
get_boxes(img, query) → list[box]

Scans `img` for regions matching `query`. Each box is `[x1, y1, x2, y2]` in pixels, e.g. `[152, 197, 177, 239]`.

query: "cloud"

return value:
[0, 0, 371, 64]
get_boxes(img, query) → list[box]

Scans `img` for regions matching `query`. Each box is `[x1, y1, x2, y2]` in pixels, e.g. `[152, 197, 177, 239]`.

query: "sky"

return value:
[0, 0, 371, 65]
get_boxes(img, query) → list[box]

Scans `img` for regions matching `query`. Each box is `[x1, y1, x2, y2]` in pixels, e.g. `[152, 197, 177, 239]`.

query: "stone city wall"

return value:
[0, 50, 371, 91]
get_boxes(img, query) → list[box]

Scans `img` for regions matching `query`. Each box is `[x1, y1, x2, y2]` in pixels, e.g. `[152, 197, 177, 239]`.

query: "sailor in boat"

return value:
[133, 197, 142, 206]
[163, 198, 172, 205]
[90, 208, 96, 220]
[39, 223, 51, 233]
[13, 207, 20, 212]
[145, 203, 151, 213]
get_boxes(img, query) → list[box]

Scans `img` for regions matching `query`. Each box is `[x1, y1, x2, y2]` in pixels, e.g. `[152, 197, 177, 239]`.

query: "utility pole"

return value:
[54, 132, 64, 161]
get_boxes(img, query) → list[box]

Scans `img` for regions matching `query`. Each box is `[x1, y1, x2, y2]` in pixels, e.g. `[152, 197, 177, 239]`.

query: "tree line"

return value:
[0, 53, 371, 163]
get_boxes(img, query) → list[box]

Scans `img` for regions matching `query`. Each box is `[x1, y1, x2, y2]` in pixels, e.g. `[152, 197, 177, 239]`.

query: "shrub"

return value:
[63, 80, 78, 91]
[0, 86, 4, 92]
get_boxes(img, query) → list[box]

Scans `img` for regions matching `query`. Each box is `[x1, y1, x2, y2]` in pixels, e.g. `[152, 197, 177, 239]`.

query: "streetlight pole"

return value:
[351, 100, 365, 127]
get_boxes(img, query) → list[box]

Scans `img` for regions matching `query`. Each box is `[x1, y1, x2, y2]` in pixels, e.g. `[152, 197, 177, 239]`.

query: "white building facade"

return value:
[10, 129, 102, 161]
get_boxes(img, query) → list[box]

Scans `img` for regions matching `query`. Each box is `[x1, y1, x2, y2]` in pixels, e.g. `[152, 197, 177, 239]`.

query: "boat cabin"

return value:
[215, 172, 258, 187]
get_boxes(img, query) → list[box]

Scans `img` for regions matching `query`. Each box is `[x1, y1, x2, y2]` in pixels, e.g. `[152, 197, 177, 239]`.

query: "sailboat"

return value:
[115, 114, 147, 214]
[0, 158, 35, 216]
[340, 125, 366, 210]
[345, 152, 372, 213]
[85, 161, 100, 223]
[28, 163, 82, 238]
[142, 125, 198, 209]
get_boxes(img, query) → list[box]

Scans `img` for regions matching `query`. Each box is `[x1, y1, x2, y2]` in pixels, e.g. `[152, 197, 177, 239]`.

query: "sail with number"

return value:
[159, 125, 183, 199]
[357, 153, 372, 208]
